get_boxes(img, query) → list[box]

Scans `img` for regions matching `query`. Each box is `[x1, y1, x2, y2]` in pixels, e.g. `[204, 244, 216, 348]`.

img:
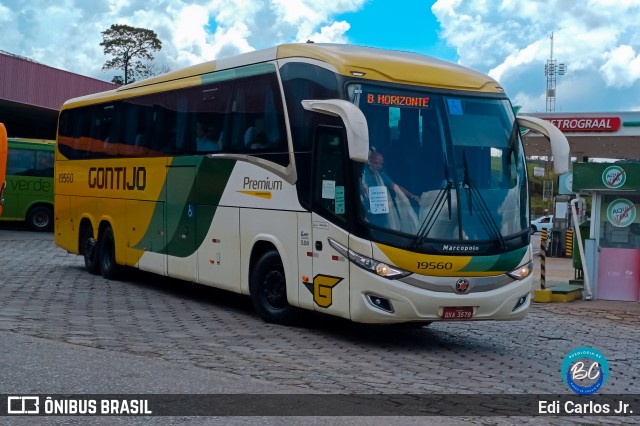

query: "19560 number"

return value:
[58, 173, 74, 183]
[417, 261, 453, 270]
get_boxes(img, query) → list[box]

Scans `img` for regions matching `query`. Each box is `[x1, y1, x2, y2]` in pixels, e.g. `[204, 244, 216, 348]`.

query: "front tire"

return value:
[26, 205, 53, 232]
[250, 250, 298, 325]
[530, 225, 537, 235]
[99, 225, 120, 280]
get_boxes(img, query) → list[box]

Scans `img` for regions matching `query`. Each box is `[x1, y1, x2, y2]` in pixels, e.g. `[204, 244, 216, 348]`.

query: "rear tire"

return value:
[26, 205, 53, 232]
[80, 225, 100, 275]
[250, 250, 298, 325]
[99, 225, 120, 280]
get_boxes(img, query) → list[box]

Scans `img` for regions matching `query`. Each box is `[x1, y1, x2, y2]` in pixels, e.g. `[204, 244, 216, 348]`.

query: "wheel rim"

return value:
[33, 211, 49, 228]
[261, 269, 287, 309]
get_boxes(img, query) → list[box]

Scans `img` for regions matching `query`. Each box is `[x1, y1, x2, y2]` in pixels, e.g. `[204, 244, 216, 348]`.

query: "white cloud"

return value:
[0, 0, 364, 81]
[600, 45, 640, 88]
[432, 0, 640, 111]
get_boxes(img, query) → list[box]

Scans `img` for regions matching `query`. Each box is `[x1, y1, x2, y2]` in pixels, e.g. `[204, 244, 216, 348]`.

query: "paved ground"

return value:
[1, 225, 638, 425]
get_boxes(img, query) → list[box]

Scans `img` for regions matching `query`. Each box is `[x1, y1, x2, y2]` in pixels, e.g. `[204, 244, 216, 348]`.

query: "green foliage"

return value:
[100, 24, 163, 85]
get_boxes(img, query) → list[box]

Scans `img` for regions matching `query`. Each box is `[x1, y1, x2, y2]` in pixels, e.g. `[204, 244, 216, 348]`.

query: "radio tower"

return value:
[544, 32, 567, 112]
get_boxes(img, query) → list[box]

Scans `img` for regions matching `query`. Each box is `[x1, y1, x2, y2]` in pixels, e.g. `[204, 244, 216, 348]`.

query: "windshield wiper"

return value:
[413, 180, 453, 248]
[461, 150, 506, 249]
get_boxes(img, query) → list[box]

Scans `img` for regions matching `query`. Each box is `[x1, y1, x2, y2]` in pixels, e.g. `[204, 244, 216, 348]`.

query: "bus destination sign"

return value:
[367, 94, 430, 108]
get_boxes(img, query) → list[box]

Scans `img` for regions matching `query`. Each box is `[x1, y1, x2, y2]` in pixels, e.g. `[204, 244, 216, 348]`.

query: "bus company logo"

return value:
[606, 198, 636, 228]
[561, 347, 609, 395]
[88, 166, 146, 191]
[302, 274, 343, 308]
[455, 278, 470, 294]
[602, 165, 626, 189]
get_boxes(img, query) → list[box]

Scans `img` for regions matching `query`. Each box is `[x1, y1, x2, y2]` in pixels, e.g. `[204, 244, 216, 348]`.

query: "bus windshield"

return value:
[350, 84, 529, 245]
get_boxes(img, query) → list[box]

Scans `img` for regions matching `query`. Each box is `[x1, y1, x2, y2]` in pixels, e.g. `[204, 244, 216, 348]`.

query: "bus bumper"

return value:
[348, 266, 532, 324]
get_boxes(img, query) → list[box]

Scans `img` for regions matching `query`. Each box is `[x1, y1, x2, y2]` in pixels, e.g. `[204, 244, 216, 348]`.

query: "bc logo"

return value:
[302, 275, 343, 308]
[561, 347, 609, 395]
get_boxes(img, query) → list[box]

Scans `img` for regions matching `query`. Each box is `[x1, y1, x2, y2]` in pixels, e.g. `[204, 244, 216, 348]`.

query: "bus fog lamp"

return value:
[366, 294, 393, 313]
[512, 294, 529, 311]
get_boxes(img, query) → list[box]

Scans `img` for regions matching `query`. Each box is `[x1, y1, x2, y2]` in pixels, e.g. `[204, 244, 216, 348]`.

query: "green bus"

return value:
[0, 138, 55, 231]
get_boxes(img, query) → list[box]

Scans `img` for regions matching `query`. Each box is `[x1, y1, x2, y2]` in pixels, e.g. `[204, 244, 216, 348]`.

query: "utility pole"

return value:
[543, 33, 567, 216]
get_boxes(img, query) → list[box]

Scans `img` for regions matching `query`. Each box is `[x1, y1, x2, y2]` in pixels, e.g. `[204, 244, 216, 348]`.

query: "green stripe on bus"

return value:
[201, 63, 276, 85]
[134, 157, 237, 257]
[460, 247, 527, 273]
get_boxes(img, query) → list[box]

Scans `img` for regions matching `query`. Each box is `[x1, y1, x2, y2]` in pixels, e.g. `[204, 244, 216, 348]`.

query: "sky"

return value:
[2, 0, 640, 113]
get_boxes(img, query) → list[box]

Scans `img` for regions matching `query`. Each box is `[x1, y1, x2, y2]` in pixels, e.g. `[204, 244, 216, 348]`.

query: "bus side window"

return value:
[229, 73, 286, 153]
[35, 151, 54, 177]
[313, 126, 347, 223]
[7, 148, 35, 176]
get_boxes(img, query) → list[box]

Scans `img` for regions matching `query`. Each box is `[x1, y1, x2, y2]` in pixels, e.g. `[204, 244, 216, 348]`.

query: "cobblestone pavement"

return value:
[1, 228, 638, 425]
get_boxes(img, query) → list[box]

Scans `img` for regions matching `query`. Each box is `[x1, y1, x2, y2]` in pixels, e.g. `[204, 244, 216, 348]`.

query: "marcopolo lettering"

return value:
[88, 166, 146, 190]
[442, 244, 480, 252]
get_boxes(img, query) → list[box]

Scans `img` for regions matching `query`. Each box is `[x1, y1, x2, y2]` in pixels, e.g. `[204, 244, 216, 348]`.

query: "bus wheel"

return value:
[250, 250, 298, 325]
[26, 205, 53, 232]
[80, 225, 100, 275]
[99, 225, 120, 280]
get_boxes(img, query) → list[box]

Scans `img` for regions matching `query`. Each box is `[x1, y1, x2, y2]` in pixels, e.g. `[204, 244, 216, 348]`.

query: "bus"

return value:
[55, 43, 569, 325]
[0, 123, 7, 216]
[0, 137, 55, 231]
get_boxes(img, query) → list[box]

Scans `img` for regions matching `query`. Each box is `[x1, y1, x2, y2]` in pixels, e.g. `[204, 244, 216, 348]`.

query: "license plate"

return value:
[442, 307, 473, 320]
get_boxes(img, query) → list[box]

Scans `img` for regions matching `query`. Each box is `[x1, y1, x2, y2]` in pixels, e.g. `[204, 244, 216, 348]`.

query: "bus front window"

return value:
[350, 84, 528, 246]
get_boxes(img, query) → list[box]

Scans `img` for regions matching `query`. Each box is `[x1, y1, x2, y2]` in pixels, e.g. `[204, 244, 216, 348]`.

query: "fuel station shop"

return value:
[522, 111, 640, 302]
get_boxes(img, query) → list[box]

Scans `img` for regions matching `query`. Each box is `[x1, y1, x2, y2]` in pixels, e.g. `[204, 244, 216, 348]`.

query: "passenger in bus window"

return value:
[363, 151, 419, 203]
[196, 122, 222, 152]
[244, 119, 268, 149]
[361, 150, 419, 233]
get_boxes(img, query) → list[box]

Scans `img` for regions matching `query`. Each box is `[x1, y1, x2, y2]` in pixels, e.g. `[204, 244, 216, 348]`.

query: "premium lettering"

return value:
[242, 176, 283, 191]
[88, 166, 146, 190]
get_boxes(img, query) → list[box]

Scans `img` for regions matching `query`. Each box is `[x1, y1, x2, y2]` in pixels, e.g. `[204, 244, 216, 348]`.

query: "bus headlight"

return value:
[507, 261, 533, 280]
[328, 238, 411, 280]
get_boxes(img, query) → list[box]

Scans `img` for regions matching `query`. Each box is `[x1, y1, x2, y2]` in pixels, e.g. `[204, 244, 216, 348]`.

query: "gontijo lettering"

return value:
[88, 166, 146, 190]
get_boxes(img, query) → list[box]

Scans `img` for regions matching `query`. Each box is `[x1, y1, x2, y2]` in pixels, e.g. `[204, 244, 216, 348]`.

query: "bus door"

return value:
[310, 126, 351, 320]
[166, 165, 197, 281]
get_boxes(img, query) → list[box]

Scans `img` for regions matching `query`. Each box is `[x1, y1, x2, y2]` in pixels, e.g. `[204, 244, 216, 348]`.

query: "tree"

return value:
[100, 24, 163, 85]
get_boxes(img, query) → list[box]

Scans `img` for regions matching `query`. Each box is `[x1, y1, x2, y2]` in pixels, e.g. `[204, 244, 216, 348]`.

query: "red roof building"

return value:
[0, 51, 117, 139]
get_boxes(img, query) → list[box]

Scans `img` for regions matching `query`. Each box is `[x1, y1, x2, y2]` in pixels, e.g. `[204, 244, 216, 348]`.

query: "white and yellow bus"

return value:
[55, 43, 569, 325]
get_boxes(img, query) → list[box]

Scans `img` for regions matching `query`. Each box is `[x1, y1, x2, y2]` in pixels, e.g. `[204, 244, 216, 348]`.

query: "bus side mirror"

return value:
[517, 115, 570, 175]
[301, 99, 369, 163]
